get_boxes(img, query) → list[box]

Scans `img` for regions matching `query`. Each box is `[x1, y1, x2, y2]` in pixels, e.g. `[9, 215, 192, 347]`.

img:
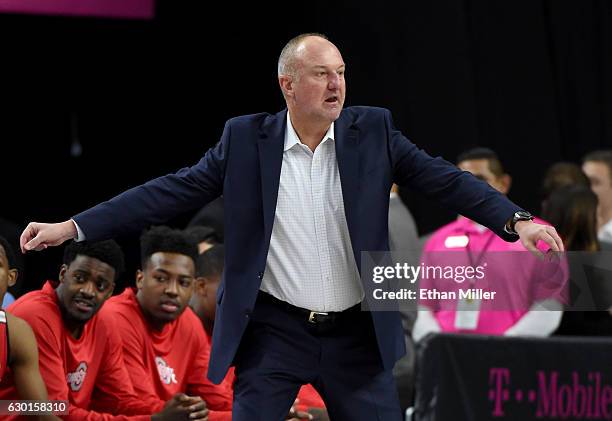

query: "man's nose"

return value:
[80, 282, 95, 297]
[165, 280, 179, 296]
[328, 73, 340, 89]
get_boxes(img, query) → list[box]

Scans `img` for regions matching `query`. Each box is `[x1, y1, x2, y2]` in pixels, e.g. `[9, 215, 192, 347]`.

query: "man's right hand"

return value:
[152, 393, 208, 421]
[20, 220, 77, 253]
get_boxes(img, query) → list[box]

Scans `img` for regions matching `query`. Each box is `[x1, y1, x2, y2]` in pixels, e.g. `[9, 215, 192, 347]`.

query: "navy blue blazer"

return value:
[74, 106, 521, 383]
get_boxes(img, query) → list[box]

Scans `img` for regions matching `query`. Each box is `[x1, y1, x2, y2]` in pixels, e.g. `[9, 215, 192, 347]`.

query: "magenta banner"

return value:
[0, 0, 154, 19]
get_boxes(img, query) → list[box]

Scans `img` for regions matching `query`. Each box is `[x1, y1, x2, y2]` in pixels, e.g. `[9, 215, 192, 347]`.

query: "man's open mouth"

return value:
[74, 298, 94, 312]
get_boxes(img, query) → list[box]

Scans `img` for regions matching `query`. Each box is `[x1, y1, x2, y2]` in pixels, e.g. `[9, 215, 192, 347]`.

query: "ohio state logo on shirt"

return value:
[66, 362, 88, 391]
[155, 356, 177, 385]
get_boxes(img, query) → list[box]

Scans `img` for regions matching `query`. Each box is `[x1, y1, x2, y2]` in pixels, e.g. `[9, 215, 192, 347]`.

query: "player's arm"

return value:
[7, 313, 61, 421]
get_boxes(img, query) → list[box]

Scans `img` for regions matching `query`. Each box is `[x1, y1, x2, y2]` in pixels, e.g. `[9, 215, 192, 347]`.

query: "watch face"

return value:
[515, 211, 533, 220]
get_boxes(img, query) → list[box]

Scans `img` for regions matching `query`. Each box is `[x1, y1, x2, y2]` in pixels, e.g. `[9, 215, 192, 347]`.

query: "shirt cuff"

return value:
[71, 219, 86, 242]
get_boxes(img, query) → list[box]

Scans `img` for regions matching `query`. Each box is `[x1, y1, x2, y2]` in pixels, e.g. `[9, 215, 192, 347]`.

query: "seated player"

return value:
[0, 239, 206, 421]
[0, 235, 59, 421]
[99, 227, 233, 420]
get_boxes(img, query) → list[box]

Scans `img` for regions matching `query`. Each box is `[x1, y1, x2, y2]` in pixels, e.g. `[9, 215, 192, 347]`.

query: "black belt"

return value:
[257, 291, 361, 324]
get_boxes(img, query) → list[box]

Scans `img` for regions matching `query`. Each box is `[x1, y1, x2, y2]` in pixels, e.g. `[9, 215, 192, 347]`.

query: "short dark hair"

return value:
[456, 147, 505, 177]
[542, 185, 599, 251]
[195, 244, 225, 279]
[185, 226, 220, 247]
[63, 240, 125, 280]
[140, 226, 198, 268]
[583, 150, 612, 181]
[0, 235, 16, 269]
[541, 162, 589, 201]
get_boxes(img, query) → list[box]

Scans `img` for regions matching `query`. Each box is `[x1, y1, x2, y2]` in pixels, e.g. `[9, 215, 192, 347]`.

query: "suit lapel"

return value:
[334, 112, 360, 240]
[257, 110, 286, 242]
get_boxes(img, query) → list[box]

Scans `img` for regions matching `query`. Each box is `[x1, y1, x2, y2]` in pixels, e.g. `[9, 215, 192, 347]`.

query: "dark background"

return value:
[1, 0, 611, 295]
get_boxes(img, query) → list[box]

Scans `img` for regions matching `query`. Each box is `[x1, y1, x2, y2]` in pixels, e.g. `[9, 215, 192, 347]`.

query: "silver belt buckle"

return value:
[308, 311, 329, 323]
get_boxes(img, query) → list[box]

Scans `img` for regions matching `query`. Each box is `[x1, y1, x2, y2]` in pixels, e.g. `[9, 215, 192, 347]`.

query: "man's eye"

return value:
[155, 276, 168, 283]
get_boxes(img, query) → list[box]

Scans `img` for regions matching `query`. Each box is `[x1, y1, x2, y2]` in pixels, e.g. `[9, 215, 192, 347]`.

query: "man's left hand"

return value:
[515, 220, 564, 257]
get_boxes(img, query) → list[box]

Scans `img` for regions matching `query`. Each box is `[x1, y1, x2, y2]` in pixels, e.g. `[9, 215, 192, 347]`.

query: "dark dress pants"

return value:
[232, 292, 403, 421]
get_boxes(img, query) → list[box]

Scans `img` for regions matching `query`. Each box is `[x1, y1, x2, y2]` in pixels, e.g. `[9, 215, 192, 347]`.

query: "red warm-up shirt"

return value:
[99, 288, 232, 421]
[0, 281, 151, 421]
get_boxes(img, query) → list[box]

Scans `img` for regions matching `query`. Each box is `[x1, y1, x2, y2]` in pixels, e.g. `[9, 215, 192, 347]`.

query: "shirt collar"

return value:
[285, 112, 335, 152]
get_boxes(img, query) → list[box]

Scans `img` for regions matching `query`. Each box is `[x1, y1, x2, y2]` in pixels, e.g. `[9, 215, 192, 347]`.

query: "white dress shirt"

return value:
[259, 113, 364, 312]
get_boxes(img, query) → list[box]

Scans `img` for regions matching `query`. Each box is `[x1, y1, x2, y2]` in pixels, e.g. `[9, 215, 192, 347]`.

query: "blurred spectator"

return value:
[540, 162, 589, 215]
[544, 186, 612, 336]
[388, 184, 419, 412]
[188, 197, 225, 242]
[582, 150, 612, 244]
[185, 225, 221, 254]
[413, 148, 564, 341]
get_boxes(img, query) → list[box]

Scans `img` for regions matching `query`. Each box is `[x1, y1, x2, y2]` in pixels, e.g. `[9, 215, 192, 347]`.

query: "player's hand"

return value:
[286, 399, 313, 420]
[154, 393, 208, 421]
[180, 395, 209, 421]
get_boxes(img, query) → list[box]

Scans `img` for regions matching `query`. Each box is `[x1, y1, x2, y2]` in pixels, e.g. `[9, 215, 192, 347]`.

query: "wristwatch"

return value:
[505, 211, 534, 235]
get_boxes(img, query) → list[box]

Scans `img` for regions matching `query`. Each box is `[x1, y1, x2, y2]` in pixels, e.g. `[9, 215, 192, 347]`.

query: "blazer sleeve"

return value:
[73, 120, 232, 242]
[384, 109, 522, 241]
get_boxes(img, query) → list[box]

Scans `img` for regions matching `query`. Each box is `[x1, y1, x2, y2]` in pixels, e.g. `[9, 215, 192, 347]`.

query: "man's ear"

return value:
[104, 282, 115, 300]
[58, 264, 68, 284]
[194, 277, 206, 296]
[135, 270, 144, 290]
[499, 174, 512, 195]
[7, 269, 17, 288]
[278, 74, 294, 98]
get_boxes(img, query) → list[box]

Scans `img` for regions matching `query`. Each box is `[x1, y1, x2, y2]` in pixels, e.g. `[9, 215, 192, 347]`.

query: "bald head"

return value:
[278, 33, 334, 79]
